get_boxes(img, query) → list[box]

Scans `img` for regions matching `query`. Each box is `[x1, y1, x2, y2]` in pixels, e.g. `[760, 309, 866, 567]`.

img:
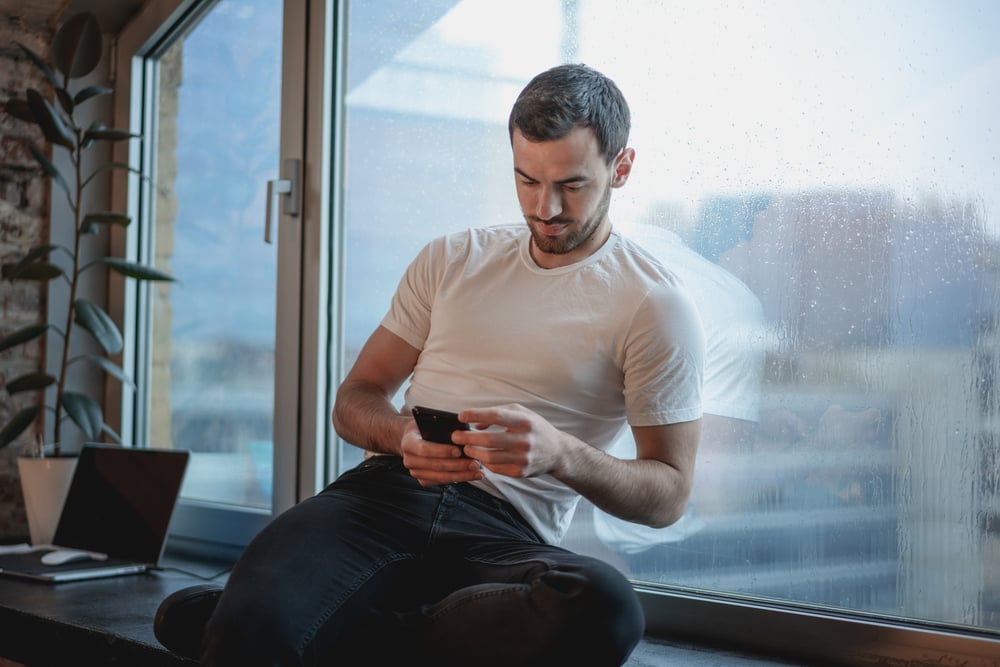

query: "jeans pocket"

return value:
[331, 455, 402, 487]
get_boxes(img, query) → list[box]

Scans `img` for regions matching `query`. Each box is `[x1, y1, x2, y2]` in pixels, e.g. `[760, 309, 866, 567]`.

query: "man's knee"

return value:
[201, 589, 301, 666]
[540, 559, 645, 664]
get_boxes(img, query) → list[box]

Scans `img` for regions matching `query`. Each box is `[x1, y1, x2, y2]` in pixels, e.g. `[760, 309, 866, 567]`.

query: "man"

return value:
[155, 64, 705, 667]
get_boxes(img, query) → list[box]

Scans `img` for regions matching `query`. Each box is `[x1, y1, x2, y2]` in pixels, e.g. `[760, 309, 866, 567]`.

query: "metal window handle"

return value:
[265, 158, 301, 243]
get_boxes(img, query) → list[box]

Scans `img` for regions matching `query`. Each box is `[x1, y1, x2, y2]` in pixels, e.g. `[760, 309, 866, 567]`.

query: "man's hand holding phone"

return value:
[403, 406, 482, 486]
[449, 403, 568, 479]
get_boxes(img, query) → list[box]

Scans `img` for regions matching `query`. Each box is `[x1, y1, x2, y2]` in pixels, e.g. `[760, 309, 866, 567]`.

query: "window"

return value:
[115, 0, 999, 661]
[336, 0, 1000, 656]
[115, 0, 320, 553]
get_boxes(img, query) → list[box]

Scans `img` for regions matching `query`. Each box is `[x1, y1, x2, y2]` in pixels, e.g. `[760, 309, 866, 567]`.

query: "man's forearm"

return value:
[332, 380, 409, 455]
[553, 442, 691, 528]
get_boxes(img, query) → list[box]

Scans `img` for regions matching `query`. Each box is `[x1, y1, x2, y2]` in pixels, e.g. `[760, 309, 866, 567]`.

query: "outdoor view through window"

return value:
[150, 0, 281, 508]
[152, 0, 999, 635]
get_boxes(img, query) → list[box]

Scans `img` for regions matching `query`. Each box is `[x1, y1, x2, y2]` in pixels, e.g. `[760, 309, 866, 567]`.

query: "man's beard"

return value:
[526, 183, 612, 256]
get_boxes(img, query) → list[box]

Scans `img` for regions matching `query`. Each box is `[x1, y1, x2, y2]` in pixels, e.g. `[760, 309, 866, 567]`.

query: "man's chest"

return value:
[422, 268, 631, 409]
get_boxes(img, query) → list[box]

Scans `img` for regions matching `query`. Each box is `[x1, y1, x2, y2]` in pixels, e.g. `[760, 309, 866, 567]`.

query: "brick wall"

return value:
[0, 14, 53, 540]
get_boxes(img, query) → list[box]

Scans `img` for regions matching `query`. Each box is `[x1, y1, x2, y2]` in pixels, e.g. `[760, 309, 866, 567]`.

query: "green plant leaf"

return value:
[73, 85, 113, 106]
[76, 353, 135, 388]
[82, 211, 130, 234]
[15, 42, 60, 90]
[26, 89, 75, 149]
[87, 128, 138, 140]
[0, 405, 41, 448]
[82, 161, 144, 189]
[61, 391, 103, 440]
[29, 143, 71, 198]
[103, 258, 176, 282]
[19, 243, 63, 263]
[3, 98, 35, 123]
[55, 87, 74, 115]
[1, 260, 63, 281]
[101, 423, 122, 445]
[3, 244, 67, 280]
[74, 299, 123, 355]
[0, 324, 49, 353]
[82, 123, 140, 147]
[5, 372, 56, 394]
[53, 13, 102, 81]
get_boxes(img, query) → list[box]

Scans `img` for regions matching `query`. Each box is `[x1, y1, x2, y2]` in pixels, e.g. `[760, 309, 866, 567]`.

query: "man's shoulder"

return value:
[608, 230, 685, 289]
[427, 224, 524, 258]
[469, 224, 525, 244]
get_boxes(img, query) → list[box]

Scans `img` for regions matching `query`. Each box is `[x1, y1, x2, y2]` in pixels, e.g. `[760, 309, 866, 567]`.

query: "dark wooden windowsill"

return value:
[0, 551, 229, 667]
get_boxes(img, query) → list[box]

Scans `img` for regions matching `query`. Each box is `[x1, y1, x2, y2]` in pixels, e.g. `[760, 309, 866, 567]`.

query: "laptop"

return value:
[0, 444, 189, 583]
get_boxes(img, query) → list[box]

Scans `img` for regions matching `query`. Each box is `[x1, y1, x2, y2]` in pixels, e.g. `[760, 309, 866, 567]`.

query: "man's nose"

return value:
[535, 185, 563, 221]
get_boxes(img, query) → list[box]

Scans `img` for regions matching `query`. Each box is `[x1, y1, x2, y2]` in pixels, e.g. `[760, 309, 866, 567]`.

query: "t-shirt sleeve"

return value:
[623, 279, 706, 426]
[380, 239, 442, 351]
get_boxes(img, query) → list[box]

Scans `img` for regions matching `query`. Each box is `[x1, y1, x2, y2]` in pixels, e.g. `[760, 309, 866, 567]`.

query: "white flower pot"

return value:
[17, 456, 78, 545]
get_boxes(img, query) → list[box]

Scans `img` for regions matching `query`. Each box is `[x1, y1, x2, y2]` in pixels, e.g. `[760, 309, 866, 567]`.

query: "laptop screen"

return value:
[52, 445, 189, 565]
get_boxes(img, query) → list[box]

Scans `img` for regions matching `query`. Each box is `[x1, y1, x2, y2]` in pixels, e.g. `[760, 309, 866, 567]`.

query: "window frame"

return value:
[108, 0, 1000, 662]
[110, 0, 332, 556]
[639, 584, 999, 665]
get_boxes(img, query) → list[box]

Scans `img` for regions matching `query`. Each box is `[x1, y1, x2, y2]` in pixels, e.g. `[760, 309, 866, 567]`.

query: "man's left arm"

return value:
[553, 419, 701, 528]
[454, 405, 701, 529]
[453, 272, 706, 527]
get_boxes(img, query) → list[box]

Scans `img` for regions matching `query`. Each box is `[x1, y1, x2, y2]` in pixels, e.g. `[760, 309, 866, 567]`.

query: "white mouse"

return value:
[40, 549, 108, 566]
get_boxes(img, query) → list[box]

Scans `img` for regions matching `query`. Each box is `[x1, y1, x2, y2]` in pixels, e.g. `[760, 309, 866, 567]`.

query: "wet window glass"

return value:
[338, 0, 1000, 633]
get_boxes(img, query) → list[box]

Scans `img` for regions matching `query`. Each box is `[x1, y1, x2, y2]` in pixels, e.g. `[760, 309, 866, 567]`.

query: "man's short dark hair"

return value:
[508, 64, 631, 165]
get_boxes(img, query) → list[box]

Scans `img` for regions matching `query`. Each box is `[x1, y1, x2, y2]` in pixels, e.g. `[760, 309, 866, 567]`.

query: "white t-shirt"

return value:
[381, 225, 705, 544]
[593, 224, 766, 553]
[625, 225, 764, 422]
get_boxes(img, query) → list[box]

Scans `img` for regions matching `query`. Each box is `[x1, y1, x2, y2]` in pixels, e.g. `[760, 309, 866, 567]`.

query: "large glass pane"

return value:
[147, 0, 283, 509]
[338, 0, 1000, 633]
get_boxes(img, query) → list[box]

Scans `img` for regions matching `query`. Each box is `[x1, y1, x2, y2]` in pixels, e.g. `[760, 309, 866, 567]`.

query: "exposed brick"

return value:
[0, 197, 43, 245]
[0, 457, 28, 538]
[21, 172, 47, 215]
[0, 134, 41, 168]
[0, 14, 53, 540]
[1, 279, 44, 315]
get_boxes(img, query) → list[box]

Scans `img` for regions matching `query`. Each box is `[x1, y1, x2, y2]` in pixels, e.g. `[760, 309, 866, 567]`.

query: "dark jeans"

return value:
[202, 456, 644, 666]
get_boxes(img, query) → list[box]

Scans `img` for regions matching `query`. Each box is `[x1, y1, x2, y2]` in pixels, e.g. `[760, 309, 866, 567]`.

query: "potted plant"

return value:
[0, 12, 174, 542]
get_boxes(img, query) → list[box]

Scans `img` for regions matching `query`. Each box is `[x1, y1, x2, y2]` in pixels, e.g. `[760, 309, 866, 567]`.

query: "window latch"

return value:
[264, 158, 301, 243]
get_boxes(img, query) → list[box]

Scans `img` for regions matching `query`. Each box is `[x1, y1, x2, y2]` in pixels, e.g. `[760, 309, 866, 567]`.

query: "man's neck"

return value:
[529, 223, 613, 270]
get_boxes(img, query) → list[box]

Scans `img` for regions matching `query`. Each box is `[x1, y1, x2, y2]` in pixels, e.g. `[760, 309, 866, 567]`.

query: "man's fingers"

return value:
[458, 404, 530, 431]
[408, 461, 483, 486]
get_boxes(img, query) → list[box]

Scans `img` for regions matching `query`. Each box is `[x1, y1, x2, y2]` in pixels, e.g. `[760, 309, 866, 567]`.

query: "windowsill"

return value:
[4, 539, 998, 667]
[0, 549, 231, 667]
[0, 547, 804, 667]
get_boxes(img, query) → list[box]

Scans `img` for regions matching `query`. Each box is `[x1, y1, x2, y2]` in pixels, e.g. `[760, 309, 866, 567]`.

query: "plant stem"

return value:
[53, 124, 83, 453]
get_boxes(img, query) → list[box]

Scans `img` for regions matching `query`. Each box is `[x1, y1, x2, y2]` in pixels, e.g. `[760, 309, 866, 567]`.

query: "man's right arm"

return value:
[332, 325, 421, 455]
[333, 325, 483, 484]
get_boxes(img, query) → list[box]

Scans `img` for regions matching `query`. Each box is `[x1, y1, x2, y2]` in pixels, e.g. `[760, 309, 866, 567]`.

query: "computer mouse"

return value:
[40, 549, 107, 566]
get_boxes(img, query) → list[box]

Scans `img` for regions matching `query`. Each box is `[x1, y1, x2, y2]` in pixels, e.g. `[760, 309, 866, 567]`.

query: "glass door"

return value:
[112, 0, 320, 549]
[148, 0, 285, 511]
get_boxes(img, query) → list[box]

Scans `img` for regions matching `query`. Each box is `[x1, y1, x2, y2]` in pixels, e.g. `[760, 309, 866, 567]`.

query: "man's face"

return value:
[512, 126, 633, 269]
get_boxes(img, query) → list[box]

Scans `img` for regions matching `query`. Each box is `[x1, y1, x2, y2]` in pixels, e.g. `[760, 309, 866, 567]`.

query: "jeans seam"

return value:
[424, 584, 532, 623]
[296, 552, 416, 655]
[451, 483, 544, 544]
[463, 555, 554, 572]
[428, 484, 460, 548]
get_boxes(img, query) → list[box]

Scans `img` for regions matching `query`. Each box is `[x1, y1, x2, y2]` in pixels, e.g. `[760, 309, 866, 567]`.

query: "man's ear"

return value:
[611, 148, 636, 188]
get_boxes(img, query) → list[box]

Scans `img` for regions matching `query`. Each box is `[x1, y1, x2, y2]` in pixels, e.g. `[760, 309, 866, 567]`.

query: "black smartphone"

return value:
[411, 406, 469, 444]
